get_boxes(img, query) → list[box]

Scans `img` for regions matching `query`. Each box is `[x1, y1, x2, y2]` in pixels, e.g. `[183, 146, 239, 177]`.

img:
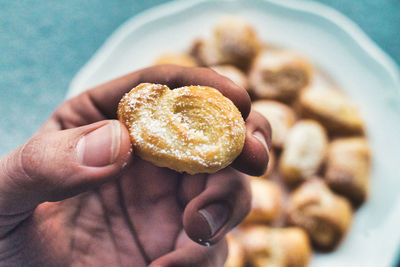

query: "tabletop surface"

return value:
[0, 0, 399, 265]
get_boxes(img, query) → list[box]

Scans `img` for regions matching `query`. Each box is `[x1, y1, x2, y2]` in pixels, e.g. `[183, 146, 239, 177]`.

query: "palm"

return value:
[16, 158, 230, 266]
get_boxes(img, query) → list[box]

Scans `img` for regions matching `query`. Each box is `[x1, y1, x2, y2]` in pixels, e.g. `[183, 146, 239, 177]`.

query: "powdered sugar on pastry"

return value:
[118, 83, 246, 174]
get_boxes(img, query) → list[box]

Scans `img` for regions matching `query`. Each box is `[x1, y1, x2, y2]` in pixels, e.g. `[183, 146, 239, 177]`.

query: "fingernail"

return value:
[253, 131, 270, 155]
[77, 121, 121, 167]
[198, 203, 229, 238]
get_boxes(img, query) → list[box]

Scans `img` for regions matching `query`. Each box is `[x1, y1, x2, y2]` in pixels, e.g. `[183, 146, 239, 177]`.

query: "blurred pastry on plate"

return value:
[224, 234, 246, 267]
[154, 53, 197, 67]
[240, 226, 311, 267]
[190, 16, 262, 69]
[325, 137, 371, 206]
[242, 179, 284, 225]
[287, 179, 353, 251]
[252, 100, 297, 148]
[212, 65, 249, 90]
[279, 120, 328, 184]
[249, 49, 312, 101]
[298, 86, 364, 135]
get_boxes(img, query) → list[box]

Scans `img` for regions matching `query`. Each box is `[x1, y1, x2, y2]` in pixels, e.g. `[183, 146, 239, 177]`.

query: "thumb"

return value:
[0, 120, 132, 215]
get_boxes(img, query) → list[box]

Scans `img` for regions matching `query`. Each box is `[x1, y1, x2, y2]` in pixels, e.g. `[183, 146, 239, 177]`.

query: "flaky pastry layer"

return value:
[118, 83, 246, 174]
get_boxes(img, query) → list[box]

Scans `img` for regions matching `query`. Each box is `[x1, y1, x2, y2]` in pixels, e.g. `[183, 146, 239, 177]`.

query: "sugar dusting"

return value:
[118, 83, 246, 174]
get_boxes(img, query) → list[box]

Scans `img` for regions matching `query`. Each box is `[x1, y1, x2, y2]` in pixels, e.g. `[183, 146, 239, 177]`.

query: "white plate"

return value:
[67, 0, 400, 266]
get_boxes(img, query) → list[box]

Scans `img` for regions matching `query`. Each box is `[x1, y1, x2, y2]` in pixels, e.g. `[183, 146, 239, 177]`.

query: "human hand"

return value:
[0, 65, 271, 266]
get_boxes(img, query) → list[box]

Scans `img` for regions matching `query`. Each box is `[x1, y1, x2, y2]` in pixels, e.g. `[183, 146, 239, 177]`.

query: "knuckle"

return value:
[20, 136, 46, 181]
[0, 136, 49, 197]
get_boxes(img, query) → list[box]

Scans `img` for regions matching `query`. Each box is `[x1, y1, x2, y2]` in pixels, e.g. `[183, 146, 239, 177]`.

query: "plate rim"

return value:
[67, 0, 400, 99]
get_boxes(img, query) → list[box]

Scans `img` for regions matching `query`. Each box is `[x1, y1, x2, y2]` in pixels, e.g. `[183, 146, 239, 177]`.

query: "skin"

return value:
[0, 65, 271, 266]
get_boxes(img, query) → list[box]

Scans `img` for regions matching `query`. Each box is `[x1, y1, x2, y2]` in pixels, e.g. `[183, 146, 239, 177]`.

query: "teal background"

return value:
[0, 0, 399, 265]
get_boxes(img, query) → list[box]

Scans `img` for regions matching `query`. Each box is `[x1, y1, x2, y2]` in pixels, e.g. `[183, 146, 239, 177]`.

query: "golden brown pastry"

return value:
[325, 137, 371, 206]
[240, 226, 311, 267]
[249, 49, 312, 101]
[242, 179, 284, 225]
[191, 16, 261, 69]
[154, 53, 197, 67]
[118, 83, 246, 174]
[212, 65, 249, 90]
[224, 234, 246, 267]
[298, 86, 364, 135]
[252, 100, 296, 148]
[287, 179, 353, 251]
[279, 120, 328, 184]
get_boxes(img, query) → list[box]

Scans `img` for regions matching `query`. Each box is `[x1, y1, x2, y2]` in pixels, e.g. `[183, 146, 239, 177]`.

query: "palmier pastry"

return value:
[224, 234, 246, 267]
[154, 53, 197, 67]
[118, 83, 246, 174]
[242, 179, 284, 225]
[298, 86, 364, 135]
[240, 226, 311, 267]
[287, 179, 353, 251]
[325, 137, 371, 206]
[191, 16, 262, 69]
[212, 65, 249, 90]
[279, 120, 328, 184]
[249, 49, 312, 101]
[252, 100, 296, 148]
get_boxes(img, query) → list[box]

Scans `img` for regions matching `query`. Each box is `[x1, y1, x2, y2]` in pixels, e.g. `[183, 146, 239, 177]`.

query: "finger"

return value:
[149, 231, 227, 267]
[86, 65, 251, 120]
[0, 120, 132, 216]
[182, 168, 251, 245]
[39, 89, 111, 131]
[232, 109, 272, 176]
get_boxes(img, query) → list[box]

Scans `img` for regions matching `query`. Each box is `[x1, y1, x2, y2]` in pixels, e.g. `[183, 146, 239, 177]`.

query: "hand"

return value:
[0, 65, 271, 266]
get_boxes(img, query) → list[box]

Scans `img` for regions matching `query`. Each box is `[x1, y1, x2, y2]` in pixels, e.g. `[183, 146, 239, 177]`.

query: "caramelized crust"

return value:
[240, 226, 311, 267]
[224, 235, 246, 267]
[252, 100, 297, 148]
[243, 179, 284, 225]
[191, 16, 262, 69]
[325, 137, 371, 206]
[279, 120, 328, 184]
[118, 83, 246, 174]
[298, 87, 364, 135]
[249, 50, 312, 101]
[288, 179, 353, 251]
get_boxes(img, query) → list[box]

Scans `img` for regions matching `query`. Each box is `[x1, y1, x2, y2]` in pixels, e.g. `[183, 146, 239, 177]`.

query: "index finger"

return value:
[87, 64, 251, 120]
